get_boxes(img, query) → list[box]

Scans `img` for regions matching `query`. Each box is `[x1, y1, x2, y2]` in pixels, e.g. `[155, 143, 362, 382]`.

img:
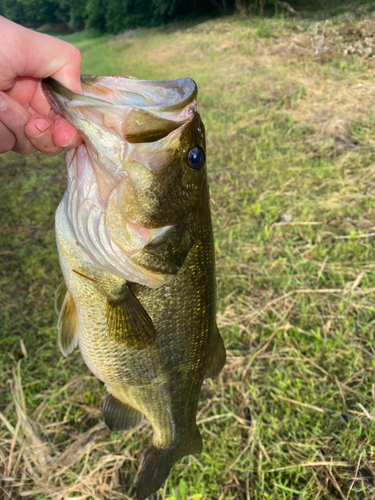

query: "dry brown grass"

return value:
[1, 359, 137, 500]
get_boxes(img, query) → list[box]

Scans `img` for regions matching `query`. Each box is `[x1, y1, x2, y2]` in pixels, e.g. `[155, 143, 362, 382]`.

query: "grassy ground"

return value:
[3, 10, 375, 500]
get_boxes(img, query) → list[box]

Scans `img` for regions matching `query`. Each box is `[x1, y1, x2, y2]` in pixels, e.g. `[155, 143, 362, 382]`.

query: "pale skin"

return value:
[0, 16, 83, 155]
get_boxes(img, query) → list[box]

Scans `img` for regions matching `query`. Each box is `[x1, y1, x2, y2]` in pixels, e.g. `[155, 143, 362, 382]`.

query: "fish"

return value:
[43, 74, 226, 499]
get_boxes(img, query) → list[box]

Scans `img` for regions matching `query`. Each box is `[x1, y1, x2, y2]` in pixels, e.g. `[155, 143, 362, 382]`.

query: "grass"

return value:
[3, 11, 375, 500]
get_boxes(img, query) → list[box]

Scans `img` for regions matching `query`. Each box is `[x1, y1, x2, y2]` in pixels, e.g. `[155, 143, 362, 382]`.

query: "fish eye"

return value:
[187, 147, 205, 170]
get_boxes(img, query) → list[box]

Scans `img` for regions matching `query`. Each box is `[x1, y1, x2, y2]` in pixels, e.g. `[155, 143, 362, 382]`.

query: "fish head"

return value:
[43, 75, 209, 287]
[43, 75, 207, 228]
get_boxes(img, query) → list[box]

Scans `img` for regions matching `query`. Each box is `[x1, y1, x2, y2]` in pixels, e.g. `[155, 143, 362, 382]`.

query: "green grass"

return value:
[3, 13, 375, 500]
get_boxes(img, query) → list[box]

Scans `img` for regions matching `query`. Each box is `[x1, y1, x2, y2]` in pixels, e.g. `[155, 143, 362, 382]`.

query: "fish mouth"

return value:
[43, 77, 110, 112]
[42, 74, 198, 150]
[42, 75, 197, 114]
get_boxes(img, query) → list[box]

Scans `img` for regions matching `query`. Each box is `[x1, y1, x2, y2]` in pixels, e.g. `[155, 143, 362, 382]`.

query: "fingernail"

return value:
[34, 118, 51, 134]
[53, 119, 79, 148]
[0, 93, 7, 111]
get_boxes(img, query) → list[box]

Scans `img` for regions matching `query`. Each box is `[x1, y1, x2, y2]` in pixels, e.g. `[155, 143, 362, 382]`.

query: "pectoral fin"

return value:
[102, 391, 143, 431]
[56, 285, 78, 357]
[106, 285, 156, 349]
[205, 324, 226, 378]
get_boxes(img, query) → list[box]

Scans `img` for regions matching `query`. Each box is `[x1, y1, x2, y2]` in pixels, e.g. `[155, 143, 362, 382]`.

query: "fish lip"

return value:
[43, 77, 76, 101]
[42, 75, 198, 113]
[42, 77, 112, 115]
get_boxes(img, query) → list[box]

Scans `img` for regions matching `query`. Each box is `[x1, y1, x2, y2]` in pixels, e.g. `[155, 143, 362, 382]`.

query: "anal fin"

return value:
[103, 391, 143, 432]
[55, 282, 78, 357]
[205, 324, 226, 378]
[106, 285, 156, 349]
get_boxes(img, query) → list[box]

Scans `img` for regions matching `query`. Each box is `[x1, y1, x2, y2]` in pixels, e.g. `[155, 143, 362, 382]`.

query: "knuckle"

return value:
[12, 143, 37, 154]
[66, 44, 81, 66]
[73, 47, 82, 64]
[43, 147, 63, 157]
[0, 124, 16, 153]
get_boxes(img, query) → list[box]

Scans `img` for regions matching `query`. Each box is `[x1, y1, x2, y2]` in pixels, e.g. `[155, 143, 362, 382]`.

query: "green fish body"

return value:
[44, 75, 226, 499]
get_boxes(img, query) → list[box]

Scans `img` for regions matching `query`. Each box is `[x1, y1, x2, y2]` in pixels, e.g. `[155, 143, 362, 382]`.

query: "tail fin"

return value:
[135, 427, 202, 499]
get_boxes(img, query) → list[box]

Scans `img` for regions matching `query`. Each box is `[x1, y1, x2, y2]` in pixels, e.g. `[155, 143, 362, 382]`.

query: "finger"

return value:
[5, 77, 39, 108]
[0, 91, 36, 154]
[0, 121, 16, 154]
[6, 77, 58, 121]
[25, 114, 81, 154]
[7, 78, 51, 117]
[52, 117, 83, 148]
[1, 18, 82, 94]
[24, 114, 62, 155]
[9, 79, 77, 130]
[50, 46, 82, 94]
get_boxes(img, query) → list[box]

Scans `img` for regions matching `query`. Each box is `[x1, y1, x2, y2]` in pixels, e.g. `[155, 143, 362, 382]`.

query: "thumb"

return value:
[0, 17, 82, 94]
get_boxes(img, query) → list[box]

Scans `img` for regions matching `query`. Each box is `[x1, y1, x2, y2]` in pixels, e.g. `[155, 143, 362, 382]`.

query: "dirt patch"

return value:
[253, 19, 375, 59]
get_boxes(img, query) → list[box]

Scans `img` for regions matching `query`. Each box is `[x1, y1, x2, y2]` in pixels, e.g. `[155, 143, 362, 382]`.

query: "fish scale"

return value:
[45, 74, 226, 499]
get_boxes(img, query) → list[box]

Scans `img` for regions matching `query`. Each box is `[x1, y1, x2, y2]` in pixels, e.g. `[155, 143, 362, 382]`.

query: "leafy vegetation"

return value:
[3, 9, 375, 500]
[3, 0, 375, 35]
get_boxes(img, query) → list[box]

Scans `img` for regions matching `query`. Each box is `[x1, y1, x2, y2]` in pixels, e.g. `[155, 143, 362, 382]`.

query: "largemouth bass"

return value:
[43, 75, 226, 499]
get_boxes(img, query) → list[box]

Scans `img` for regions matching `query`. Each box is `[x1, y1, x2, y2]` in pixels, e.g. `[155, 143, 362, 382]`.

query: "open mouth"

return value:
[42, 75, 197, 114]
[42, 75, 198, 147]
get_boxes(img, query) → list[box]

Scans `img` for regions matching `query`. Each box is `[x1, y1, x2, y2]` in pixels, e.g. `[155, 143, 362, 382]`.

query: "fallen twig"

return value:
[334, 232, 375, 240]
[275, 1, 299, 17]
[315, 20, 329, 56]
[274, 394, 325, 413]
[322, 466, 347, 500]
[346, 453, 363, 500]
[267, 461, 348, 473]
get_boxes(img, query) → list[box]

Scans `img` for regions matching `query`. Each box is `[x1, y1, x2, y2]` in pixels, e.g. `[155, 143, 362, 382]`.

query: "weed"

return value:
[256, 23, 273, 38]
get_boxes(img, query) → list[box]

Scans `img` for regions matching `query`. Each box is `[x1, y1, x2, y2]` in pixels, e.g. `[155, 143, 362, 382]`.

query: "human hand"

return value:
[0, 16, 83, 155]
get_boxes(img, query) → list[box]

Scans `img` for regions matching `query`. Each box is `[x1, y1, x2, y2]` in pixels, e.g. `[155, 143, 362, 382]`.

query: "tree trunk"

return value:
[235, 0, 247, 16]
[259, 0, 265, 16]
